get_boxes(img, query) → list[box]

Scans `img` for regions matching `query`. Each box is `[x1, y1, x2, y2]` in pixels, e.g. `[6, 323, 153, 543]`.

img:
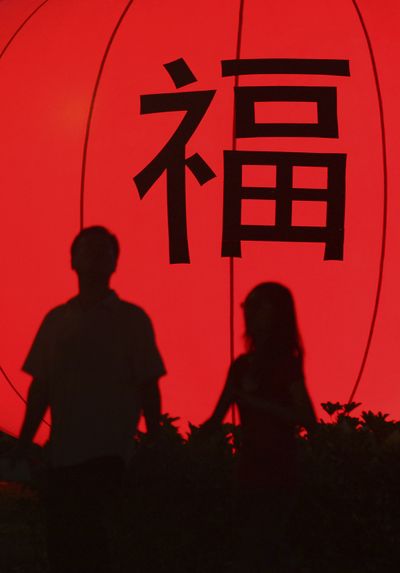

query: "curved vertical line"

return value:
[0, 366, 50, 428]
[0, 365, 27, 404]
[347, 0, 388, 403]
[0, 0, 50, 61]
[0, 0, 51, 413]
[79, 0, 136, 230]
[230, 0, 246, 426]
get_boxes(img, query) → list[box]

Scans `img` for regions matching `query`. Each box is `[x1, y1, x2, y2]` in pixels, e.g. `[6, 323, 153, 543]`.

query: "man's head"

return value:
[71, 226, 119, 280]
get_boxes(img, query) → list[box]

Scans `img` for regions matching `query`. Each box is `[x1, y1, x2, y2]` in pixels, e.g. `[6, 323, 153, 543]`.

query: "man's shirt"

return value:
[23, 291, 166, 467]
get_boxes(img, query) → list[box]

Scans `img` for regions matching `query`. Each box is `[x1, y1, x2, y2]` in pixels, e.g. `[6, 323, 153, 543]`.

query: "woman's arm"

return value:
[233, 356, 317, 430]
[235, 389, 293, 422]
[202, 364, 236, 429]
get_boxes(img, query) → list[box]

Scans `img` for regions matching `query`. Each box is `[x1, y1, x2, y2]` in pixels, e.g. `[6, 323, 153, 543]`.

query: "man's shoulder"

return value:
[40, 294, 154, 332]
[41, 300, 73, 325]
[114, 298, 154, 333]
[24, 301, 73, 364]
[116, 298, 150, 320]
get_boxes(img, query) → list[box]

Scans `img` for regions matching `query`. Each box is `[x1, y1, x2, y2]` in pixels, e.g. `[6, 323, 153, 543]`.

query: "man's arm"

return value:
[139, 378, 161, 438]
[18, 377, 49, 449]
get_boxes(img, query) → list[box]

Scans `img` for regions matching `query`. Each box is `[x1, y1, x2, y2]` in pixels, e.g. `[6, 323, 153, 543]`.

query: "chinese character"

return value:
[134, 58, 350, 263]
[222, 150, 346, 259]
[221, 58, 350, 259]
[134, 58, 216, 264]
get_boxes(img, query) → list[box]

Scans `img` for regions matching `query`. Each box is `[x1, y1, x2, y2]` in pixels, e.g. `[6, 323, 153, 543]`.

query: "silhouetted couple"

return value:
[17, 226, 316, 573]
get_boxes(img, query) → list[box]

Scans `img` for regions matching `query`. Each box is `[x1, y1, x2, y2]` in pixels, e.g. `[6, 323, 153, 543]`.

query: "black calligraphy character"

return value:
[134, 58, 216, 264]
[221, 58, 350, 260]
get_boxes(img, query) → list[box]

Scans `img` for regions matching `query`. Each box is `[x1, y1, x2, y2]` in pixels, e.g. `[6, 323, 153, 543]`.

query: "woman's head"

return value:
[242, 282, 303, 358]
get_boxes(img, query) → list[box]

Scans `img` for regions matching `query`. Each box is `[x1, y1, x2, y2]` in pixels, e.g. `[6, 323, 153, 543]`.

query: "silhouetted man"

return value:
[17, 226, 166, 573]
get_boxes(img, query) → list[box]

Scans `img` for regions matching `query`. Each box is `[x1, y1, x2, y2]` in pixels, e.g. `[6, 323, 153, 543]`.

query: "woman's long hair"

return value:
[242, 282, 303, 362]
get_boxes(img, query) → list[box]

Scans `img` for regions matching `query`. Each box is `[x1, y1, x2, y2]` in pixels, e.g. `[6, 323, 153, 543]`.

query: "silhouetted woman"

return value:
[203, 282, 317, 570]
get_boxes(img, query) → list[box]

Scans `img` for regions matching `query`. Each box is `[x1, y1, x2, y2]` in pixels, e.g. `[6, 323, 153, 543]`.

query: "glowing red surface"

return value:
[1, 0, 400, 444]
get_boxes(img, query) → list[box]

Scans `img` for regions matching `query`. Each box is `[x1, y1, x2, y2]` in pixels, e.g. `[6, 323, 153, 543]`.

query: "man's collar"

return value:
[101, 290, 119, 309]
[68, 290, 120, 311]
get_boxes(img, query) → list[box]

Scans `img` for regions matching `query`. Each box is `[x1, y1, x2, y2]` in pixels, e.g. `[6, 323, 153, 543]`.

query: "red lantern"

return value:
[1, 0, 400, 444]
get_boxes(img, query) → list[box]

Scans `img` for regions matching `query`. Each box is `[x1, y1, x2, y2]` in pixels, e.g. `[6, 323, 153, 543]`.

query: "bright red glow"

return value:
[1, 0, 400, 445]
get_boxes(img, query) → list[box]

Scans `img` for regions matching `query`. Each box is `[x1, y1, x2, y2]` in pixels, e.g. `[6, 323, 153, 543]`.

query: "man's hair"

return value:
[70, 226, 120, 260]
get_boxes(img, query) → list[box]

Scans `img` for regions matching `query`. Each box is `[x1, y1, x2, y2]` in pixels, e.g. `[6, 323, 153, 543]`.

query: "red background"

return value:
[1, 0, 400, 444]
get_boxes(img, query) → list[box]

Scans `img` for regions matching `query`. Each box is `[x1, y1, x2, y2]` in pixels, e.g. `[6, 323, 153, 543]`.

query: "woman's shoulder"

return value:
[228, 353, 252, 382]
[231, 353, 253, 370]
[289, 352, 303, 373]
